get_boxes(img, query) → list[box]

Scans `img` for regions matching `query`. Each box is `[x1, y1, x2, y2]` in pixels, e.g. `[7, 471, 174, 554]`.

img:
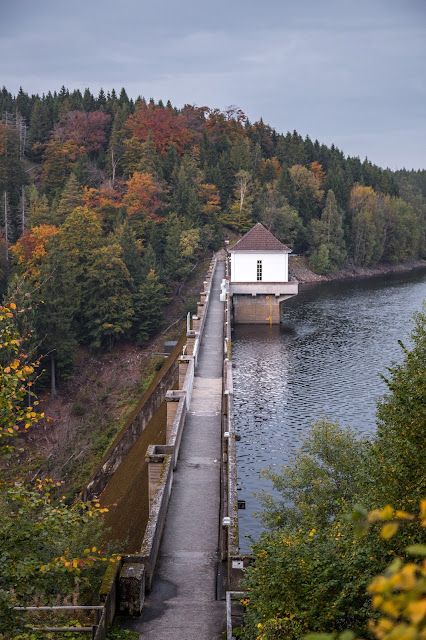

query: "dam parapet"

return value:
[221, 255, 255, 591]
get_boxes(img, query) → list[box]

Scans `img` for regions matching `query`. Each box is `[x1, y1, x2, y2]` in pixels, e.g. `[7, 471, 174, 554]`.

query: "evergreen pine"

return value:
[309, 189, 346, 273]
[52, 174, 82, 225]
[82, 244, 134, 350]
[36, 243, 78, 393]
[133, 269, 167, 345]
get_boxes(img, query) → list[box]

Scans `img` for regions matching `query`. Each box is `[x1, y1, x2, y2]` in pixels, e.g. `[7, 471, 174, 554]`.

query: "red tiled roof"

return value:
[228, 223, 291, 252]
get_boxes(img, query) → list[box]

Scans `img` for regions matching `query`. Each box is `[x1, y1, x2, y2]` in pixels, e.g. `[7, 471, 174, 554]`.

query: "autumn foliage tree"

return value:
[42, 138, 81, 196]
[11, 225, 60, 280]
[0, 477, 117, 634]
[125, 102, 192, 156]
[123, 171, 163, 238]
[0, 299, 44, 455]
[198, 183, 221, 224]
[53, 110, 111, 154]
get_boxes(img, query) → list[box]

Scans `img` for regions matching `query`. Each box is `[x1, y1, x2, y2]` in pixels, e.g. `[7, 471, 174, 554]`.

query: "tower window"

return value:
[257, 260, 262, 281]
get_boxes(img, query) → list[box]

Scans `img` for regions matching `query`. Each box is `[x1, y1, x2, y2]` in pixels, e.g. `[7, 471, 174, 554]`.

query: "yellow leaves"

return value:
[368, 537, 426, 640]
[381, 523, 400, 540]
[396, 565, 418, 591]
[381, 505, 394, 520]
[420, 501, 426, 527]
[381, 600, 401, 618]
[373, 595, 384, 609]
[407, 600, 426, 624]
[396, 511, 415, 521]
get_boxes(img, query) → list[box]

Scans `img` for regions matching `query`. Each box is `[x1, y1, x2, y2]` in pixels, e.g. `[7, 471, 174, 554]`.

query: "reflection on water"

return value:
[233, 269, 426, 552]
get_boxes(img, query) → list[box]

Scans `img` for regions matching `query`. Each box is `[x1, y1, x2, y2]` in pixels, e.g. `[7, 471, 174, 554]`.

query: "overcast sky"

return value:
[1, 0, 425, 170]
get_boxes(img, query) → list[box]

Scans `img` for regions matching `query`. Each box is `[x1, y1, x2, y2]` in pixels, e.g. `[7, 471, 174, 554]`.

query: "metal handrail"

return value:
[13, 606, 104, 637]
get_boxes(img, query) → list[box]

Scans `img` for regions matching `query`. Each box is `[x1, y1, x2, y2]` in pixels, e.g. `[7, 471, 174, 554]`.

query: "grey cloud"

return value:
[0, 0, 425, 168]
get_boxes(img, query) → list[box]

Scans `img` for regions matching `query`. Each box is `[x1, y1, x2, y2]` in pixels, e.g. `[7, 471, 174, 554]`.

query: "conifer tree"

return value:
[82, 244, 134, 350]
[0, 125, 27, 237]
[133, 269, 167, 345]
[60, 206, 103, 315]
[113, 222, 143, 285]
[276, 166, 296, 205]
[26, 185, 50, 227]
[309, 189, 346, 273]
[29, 100, 52, 160]
[171, 164, 200, 222]
[138, 133, 163, 180]
[162, 143, 180, 183]
[36, 243, 78, 393]
[164, 213, 191, 281]
[52, 174, 82, 225]
[107, 105, 129, 184]
[230, 137, 252, 172]
[82, 88, 95, 112]
[140, 243, 160, 280]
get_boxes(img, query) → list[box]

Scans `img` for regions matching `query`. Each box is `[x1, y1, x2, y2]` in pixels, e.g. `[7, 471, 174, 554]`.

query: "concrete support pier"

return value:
[124, 259, 226, 639]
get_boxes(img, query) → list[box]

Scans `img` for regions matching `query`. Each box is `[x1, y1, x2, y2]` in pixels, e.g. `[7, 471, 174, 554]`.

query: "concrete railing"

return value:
[110, 256, 218, 614]
[222, 276, 242, 589]
[139, 448, 173, 591]
[222, 255, 253, 591]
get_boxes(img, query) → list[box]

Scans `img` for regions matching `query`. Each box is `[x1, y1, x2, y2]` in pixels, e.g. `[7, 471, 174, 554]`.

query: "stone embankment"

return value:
[289, 256, 426, 285]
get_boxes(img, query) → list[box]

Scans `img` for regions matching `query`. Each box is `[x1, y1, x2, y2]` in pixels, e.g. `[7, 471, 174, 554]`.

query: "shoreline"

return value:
[289, 256, 426, 285]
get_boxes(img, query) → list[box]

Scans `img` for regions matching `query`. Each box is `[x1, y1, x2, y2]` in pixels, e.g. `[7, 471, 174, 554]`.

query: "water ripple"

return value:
[233, 270, 426, 551]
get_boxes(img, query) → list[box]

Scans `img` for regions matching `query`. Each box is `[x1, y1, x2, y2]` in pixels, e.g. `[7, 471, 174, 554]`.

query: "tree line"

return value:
[0, 85, 425, 389]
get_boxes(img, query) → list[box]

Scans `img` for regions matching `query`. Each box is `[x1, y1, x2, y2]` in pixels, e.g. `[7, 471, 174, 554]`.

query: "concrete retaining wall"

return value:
[83, 338, 184, 501]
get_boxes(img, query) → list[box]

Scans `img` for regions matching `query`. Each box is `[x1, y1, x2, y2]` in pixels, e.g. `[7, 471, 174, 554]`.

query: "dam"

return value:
[78, 233, 426, 639]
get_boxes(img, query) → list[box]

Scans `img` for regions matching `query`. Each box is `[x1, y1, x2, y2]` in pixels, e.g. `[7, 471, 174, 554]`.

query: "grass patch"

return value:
[106, 621, 139, 639]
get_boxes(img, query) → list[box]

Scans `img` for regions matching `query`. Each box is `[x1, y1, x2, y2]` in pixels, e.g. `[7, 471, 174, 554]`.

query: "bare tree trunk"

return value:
[51, 352, 57, 397]
[4, 191, 9, 264]
[21, 185, 26, 234]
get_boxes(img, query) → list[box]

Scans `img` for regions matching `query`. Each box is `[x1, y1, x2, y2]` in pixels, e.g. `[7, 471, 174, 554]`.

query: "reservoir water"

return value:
[233, 268, 426, 552]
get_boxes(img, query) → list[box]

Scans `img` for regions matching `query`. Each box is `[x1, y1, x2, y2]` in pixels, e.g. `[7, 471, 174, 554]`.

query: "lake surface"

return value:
[232, 268, 426, 551]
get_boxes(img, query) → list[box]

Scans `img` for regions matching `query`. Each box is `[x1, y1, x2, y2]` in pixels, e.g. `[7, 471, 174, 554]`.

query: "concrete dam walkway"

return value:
[125, 259, 226, 639]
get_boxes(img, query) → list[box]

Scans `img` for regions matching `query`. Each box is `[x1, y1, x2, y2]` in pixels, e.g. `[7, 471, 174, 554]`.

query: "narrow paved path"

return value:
[123, 259, 226, 639]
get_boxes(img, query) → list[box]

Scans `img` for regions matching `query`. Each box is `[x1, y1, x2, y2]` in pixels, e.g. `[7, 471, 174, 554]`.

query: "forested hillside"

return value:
[1, 85, 425, 388]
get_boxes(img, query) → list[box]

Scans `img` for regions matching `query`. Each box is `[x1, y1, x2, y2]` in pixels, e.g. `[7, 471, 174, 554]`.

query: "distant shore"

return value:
[289, 256, 426, 285]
